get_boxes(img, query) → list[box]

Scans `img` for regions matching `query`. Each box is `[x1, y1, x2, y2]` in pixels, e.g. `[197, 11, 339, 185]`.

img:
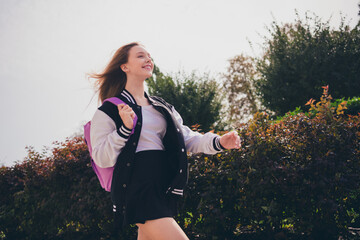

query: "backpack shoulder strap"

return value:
[103, 97, 126, 106]
[99, 97, 138, 134]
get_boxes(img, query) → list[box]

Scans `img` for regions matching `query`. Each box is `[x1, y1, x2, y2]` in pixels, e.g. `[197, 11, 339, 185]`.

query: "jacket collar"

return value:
[119, 89, 137, 105]
[118, 89, 154, 106]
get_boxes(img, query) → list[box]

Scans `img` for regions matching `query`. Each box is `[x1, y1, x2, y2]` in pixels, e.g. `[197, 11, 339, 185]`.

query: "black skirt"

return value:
[124, 150, 178, 225]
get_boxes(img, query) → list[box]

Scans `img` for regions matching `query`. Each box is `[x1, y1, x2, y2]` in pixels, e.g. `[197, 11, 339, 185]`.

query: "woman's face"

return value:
[121, 45, 154, 79]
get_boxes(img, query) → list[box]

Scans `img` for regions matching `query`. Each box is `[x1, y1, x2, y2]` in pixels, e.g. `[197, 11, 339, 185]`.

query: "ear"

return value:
[120, 64, 128, 72]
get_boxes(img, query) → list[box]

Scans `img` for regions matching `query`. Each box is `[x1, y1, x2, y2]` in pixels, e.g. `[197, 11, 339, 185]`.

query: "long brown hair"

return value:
[90, 42, 140, 103]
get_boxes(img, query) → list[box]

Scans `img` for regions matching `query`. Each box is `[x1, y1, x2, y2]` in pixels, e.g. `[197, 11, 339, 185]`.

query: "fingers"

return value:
[231, 131, 239, 138]
[225, 131, 238, 141]
[224, 131, 241, 149]
[234, 135, 241, 148]
[118, 104, 131, 111]
[118, 104, 134, 114]
[118, 104, 135, 121]
[231, 131, 241, 148]
[130, 112, 135, 119]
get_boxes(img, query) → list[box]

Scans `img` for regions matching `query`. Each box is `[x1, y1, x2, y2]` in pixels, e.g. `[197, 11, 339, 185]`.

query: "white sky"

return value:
[0, 0, 358, 166]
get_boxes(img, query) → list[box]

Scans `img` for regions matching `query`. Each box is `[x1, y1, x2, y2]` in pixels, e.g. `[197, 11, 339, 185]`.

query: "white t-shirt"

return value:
[136, 104, 166, 152]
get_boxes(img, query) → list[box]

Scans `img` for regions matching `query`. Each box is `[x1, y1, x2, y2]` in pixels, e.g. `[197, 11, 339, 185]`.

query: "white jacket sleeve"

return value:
[172, 107, 224, 155]
[90, 109, 131, 168]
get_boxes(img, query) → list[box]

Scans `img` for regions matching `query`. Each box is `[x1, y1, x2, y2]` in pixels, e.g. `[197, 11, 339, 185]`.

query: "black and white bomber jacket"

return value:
[90, 89, 224, 216]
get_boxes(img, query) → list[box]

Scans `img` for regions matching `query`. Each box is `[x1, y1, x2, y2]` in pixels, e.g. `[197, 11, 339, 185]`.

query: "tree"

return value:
[146, 66, 224, 132]
[223, 54, 262, 126]
[255, 12, 360, 116]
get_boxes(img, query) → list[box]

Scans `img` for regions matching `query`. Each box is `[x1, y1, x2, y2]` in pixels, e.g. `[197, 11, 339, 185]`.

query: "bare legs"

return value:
[136, 217, 189, 240]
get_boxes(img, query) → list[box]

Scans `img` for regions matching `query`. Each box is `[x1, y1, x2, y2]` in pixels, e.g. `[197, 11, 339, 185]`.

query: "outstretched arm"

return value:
[172, 106, 241, 153]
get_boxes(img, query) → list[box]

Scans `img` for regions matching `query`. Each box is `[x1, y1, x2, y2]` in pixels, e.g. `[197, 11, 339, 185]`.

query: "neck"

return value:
[124, 76, 147, 105]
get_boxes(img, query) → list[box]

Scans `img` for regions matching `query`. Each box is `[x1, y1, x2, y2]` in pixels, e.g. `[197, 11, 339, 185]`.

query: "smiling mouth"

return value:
[143, 65, 152, 70]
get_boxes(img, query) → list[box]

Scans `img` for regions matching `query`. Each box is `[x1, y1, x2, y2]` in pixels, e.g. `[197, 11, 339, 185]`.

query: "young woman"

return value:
[90, 42, 241, 240]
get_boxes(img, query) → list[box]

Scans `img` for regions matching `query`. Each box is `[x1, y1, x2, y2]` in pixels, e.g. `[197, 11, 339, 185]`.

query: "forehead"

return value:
[129, 45, 150, 55]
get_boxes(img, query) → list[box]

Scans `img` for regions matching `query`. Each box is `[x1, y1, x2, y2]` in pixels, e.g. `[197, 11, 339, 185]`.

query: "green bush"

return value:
[333, 96, 360, 116]
[146, 66, 224, 132]
[276, 92, 360, 122]
[181, 88, 360, 239]
[1, 88, 359, 239]
[255, 13, 360, 116]
[0, 139, 136, 239]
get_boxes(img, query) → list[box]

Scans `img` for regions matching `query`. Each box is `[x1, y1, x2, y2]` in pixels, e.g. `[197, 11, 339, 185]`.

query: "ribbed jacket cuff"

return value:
[213, 136, 226, 151]
[117, 125, 132, 139]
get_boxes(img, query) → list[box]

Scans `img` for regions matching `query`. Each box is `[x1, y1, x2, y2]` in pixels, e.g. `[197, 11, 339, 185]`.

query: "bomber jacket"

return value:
[90, 89, 224, 225]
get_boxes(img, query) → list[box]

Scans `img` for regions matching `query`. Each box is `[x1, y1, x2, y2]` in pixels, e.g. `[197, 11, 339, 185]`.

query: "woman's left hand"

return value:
[219, 131, 241, 150]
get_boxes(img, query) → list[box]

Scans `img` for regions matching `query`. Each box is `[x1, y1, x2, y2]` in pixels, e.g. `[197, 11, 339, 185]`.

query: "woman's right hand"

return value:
[117, 104, 135, 129]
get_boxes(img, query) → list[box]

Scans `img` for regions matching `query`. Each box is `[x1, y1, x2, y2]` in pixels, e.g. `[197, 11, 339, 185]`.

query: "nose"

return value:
[146, 56, 153, 63]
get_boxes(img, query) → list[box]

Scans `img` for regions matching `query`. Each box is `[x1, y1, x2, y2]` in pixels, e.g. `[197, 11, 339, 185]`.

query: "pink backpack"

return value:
[84, 97, 138, 192]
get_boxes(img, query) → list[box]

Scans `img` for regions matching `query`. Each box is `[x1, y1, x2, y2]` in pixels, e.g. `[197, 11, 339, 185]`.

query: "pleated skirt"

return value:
[124, 150, 178, 225]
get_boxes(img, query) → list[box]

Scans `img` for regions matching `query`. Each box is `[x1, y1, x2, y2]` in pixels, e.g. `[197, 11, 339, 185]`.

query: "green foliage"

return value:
[0, 138, 136, 240]
[146, 66, 224, 132]
[255, 11, 360, 116]
[1, 89, 359, 239]
[333, 96, 360, 116]
[182, 88, 360, 239]
[276, 90, 360, 122]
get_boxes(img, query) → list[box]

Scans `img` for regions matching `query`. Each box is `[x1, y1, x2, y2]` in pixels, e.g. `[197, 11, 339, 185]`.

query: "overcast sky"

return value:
[0, 0, 358, 166]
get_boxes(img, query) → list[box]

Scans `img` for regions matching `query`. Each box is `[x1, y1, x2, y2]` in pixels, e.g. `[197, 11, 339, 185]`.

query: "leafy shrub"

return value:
[0, 138, 136, 239]
[255, 12, 360, 116]
[276, 92, 360, 121]
[333, 96, 360, 116]
[1, 88, 359, 239]
[182, 87, 360, 239]
[147, 66, 224, 131]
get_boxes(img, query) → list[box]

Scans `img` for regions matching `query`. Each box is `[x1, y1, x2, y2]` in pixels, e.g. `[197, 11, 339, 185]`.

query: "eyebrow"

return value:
[136, 51, 151, 56]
